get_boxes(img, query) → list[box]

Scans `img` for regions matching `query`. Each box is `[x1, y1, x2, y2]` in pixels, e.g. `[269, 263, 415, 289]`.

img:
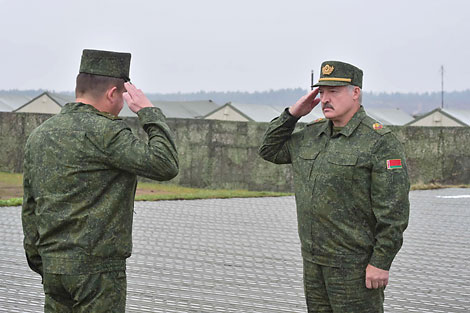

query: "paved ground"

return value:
[0, 188, 469, 312]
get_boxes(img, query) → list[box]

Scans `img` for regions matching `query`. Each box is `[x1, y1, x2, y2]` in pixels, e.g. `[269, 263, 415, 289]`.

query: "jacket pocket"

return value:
[297, 146, 321, 181]
[299, 147, 320, 160]
[326, 153, 358, 180]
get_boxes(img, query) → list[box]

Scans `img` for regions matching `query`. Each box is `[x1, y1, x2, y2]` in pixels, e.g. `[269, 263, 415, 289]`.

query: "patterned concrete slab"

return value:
[0, 188, 469, 312]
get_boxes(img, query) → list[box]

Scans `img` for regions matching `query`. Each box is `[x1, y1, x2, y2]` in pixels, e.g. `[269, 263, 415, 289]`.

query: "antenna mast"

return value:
[440, 65, 444, 109]
[310, 70, 314, 91]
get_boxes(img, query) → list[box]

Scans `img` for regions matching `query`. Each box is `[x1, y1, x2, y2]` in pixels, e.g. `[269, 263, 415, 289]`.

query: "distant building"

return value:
[120, 100, 219, 119]
[0, 94, 34, 112]
[406, 108, 470, 127]
[204, 102, 282, 122]
[11, 92, 219, 119]
[365, 108, 414, 125]
[204, 102, 328, 123]
[14, 92, 74, 114]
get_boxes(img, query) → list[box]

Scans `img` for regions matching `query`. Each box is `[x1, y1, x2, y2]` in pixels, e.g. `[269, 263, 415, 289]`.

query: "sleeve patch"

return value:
[387, 159, 403, 169]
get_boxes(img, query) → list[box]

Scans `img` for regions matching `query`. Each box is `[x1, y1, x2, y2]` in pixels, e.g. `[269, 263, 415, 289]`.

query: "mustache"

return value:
[322, 102, 334, 110]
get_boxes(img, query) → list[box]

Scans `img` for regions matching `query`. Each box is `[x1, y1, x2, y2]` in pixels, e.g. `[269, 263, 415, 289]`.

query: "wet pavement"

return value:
[1, 188, 469, 312]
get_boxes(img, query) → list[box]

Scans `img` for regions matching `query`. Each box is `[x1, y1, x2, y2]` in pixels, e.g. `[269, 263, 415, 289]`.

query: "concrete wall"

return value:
[1, 112, 55, 174]
[394, 126, 470, 185]
[1, 112, 469, 191]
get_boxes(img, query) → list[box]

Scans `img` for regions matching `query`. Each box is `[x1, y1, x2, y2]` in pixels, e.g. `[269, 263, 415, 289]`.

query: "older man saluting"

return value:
[259, 61, 409, 312]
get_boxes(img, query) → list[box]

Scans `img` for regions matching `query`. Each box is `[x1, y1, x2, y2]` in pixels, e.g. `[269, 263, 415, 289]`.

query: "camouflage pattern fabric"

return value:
[43, 270, 126, 312]
[259, 106, 409, 310]
[303, 259, 384, 313]
[313, 60, 363, 88]
[22, 102, 179, 278]
[79, 49, 131, 81]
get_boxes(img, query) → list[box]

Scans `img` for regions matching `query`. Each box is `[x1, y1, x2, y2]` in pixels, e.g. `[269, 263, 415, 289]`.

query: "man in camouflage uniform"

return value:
[22, 49, 179, 312]
[259, 61, 409, 312]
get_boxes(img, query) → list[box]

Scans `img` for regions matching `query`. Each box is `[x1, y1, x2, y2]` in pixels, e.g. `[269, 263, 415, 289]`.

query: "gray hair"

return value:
[348, 85, 362, 105]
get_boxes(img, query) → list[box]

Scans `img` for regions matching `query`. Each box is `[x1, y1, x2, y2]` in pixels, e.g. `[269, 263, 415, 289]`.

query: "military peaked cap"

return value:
[313, 60, 363, 88]
[79, 49, 131, 81]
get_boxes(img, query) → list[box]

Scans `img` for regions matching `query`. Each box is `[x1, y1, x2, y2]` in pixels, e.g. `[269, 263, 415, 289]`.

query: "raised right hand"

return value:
[123, 82, 154, 113]
[288, 88, 320, 118]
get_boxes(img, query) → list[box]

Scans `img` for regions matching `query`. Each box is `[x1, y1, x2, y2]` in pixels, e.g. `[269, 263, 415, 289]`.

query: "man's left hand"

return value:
[365, 264, 389, 289]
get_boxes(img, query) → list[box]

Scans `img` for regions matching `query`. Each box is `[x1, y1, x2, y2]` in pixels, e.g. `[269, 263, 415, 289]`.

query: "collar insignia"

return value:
[322, 64, 334, 75]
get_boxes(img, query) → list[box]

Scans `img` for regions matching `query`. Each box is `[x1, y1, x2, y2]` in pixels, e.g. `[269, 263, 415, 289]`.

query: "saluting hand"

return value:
[123, 82, 154, 113]
[365, 264, 389, 289]
[288, 88, 320, 118]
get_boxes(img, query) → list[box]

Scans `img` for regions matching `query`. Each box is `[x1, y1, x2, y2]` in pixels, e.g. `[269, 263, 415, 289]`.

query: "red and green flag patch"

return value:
[387, 159, 402, 169]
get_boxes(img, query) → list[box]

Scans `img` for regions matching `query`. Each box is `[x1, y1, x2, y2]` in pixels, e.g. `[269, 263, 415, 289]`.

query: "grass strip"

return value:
[0, 198, 22, 207]
[0, 175, 292, 206]
[135, 189, 291, 201]
[1, 171, 469, 207]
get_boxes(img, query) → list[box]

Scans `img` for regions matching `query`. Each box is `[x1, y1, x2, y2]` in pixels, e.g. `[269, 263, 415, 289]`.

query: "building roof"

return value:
[0, 94, 33, 111]
[47, 92, 75, 106]
[442, 108, 470, 126]
[268, 104, 324, 123]
[204, 102, 325, 123]
[365, 107, 414, 125]
[8, 92, 217, 118]
[0, 101, 13, 112]
[120, 100, 220, 118]
[233, 102, 282, 122]
[406, 108, 470, 126]
[204, 102, 283, 122]
[13, 92, 74, 112]
[269, 106, 414, 125]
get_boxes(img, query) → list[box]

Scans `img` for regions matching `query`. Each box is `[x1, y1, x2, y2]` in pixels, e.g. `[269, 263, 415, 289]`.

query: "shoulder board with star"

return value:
[368, 121, 390, 135]
[361, 116, 391, 135]
[307, 117, 327, 127]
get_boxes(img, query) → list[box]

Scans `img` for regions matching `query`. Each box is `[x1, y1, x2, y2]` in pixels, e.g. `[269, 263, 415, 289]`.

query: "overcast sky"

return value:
[1, 0, 469, 94]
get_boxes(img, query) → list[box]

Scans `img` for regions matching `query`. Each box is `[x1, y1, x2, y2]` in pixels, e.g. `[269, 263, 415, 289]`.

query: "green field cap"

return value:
[79, 49, 131, 81]
[313, 61, 363, 88]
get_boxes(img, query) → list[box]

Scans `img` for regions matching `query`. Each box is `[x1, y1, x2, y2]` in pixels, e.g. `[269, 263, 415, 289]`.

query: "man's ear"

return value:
[106, 86, 118, 102]
[353, 86, 361, 101]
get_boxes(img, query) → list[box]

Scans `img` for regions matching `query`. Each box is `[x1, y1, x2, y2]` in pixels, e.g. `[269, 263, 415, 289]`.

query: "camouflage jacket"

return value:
[259, 106, 409, 270]
[22, 103, 179, 275]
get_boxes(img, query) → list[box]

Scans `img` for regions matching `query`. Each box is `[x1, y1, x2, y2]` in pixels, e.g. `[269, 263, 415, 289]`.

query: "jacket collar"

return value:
[318, 105, 366, 137]
[61, 102, 121, 120]
[60, 102, 101, 114]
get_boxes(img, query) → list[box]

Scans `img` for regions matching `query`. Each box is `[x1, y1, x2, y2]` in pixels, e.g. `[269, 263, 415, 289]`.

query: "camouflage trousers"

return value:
[42, 270, 126, 313]
[302, 258, 384, 313]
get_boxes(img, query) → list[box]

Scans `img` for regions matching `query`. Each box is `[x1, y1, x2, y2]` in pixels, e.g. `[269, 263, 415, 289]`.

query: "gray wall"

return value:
[1, 112, 469, 191]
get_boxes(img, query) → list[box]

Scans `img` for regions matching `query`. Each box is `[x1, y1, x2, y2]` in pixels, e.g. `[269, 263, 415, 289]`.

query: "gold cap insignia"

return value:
[373, 123, 383, 130]
[322, 64, 334, 75]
